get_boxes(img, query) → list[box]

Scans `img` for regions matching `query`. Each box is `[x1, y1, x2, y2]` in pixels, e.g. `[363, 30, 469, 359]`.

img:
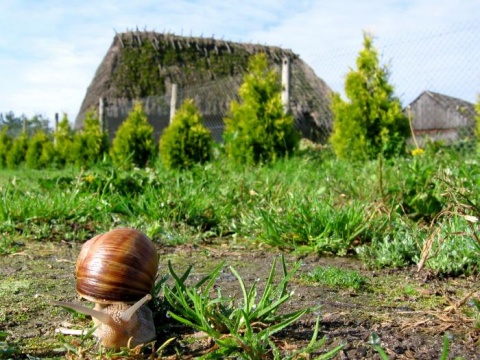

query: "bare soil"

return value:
[1, 240, 479, 359]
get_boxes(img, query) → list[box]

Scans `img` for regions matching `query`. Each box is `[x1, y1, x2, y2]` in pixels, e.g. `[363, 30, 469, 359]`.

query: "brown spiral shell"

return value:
[75, 228, 158, 304]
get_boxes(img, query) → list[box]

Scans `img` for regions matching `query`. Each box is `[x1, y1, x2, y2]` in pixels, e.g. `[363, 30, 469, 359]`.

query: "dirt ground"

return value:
[1, 239, 479, 359]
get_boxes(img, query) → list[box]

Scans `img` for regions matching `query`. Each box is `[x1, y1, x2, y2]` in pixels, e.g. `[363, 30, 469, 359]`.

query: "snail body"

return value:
[53, 228, 158, 349]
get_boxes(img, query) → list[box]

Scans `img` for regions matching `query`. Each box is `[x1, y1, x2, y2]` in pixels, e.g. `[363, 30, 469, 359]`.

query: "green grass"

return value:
[2, 146, 478, 359]
[159, 255, 337, 359]
[0, 146, 479, 276]
[302, 265, 368, 290]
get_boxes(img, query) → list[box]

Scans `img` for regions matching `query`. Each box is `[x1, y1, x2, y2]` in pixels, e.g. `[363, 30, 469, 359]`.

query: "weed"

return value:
[356, 220, 422, 269]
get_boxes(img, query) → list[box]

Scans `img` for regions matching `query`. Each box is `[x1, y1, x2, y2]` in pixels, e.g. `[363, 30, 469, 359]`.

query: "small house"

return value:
[407, 90, 476, 145]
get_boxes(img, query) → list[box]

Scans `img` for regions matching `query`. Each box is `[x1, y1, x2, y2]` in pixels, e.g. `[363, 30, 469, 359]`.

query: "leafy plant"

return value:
[224, 53, 300, 164]
[356, 221, 421, 269]
[330, 32, 409, 160]
[110, 101, 155, 168]
[397, 155, 443, 220]
[159, 98, 213, 169]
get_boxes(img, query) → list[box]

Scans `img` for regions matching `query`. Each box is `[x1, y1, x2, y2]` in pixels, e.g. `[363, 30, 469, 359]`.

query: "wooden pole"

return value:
[281, 57, 291, 114]
[170, 84, 178, 124]
[99, 97, 106, 133]
[54, 113, 59, 146]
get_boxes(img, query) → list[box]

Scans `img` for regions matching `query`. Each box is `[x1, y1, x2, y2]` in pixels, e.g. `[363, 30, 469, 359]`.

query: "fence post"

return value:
[54, 113, 59, 146]
[281, 57, 291, 114]
[99, 97, 106, 133]
[170, 84, 178, 124]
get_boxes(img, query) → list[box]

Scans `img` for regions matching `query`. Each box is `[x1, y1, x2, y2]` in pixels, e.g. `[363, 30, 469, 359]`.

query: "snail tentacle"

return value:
[52, 300, 115, 327]
[120, 294, 152, 322]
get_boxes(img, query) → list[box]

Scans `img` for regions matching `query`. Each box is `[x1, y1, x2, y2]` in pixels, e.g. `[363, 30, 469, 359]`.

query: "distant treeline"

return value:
[0, 112, 53, 137]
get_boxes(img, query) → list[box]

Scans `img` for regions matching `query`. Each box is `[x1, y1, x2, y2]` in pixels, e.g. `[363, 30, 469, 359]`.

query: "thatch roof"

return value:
[75, 31, 333, 142]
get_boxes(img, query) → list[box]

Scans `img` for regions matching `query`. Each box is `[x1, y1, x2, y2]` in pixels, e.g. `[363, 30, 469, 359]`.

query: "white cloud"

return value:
[0, 0, 478, 122]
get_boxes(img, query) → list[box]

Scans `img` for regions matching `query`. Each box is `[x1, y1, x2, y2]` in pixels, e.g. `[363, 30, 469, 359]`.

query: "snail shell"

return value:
[76, 228, 158, 304]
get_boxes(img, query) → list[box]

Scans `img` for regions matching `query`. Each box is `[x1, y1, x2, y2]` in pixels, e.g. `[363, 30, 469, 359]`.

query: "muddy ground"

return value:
[1, 239, 479, 359]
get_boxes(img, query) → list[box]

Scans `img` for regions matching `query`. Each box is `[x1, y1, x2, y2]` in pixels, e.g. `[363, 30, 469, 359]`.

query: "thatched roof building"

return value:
[407, 90, 476, 145]
[75, 31, 333, 142]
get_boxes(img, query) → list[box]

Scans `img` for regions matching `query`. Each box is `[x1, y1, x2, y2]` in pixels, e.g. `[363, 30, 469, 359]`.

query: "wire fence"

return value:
[102, 21, 479, 148]
[305, 21, 479, 148]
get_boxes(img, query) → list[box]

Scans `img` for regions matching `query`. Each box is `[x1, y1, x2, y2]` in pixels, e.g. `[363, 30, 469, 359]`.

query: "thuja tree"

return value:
[54, 114, 74, 165]
[0, 128, 12, 168]
[330, 32, 409, 160]
[110, 101, 155, 168]
[159, 98, 212, 170]
[25, 131, 55, 169]
[72, 110, 108, 167]
[223, 53, 299, 164]
[6, 133, 28, 169]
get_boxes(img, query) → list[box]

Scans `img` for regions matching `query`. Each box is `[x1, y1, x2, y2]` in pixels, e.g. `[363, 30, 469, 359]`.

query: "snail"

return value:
[53, 228, 159, 349]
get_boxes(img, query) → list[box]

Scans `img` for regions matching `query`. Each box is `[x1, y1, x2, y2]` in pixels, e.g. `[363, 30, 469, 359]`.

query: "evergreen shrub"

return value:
[6, 133, 28, 169]
[330, 33, 409, 160]
[224, 53, 299, 164]
[0, 128, 12, 168]
[110, 101, 155, 167]
[159, 99, 212, 169]
[72, 110, 108, 167]
[25, 131, 55, 169]
[54, 114, 74, 165]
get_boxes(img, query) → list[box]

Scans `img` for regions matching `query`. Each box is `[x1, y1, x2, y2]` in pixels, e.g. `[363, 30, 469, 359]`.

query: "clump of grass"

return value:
[302, 265, 368, 290]
[161, 255, 345, 359]
[256, 198, 373, 255]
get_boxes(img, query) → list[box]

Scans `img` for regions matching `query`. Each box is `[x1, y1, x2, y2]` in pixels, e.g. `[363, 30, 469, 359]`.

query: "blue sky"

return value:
[0, 0, 479, 122]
